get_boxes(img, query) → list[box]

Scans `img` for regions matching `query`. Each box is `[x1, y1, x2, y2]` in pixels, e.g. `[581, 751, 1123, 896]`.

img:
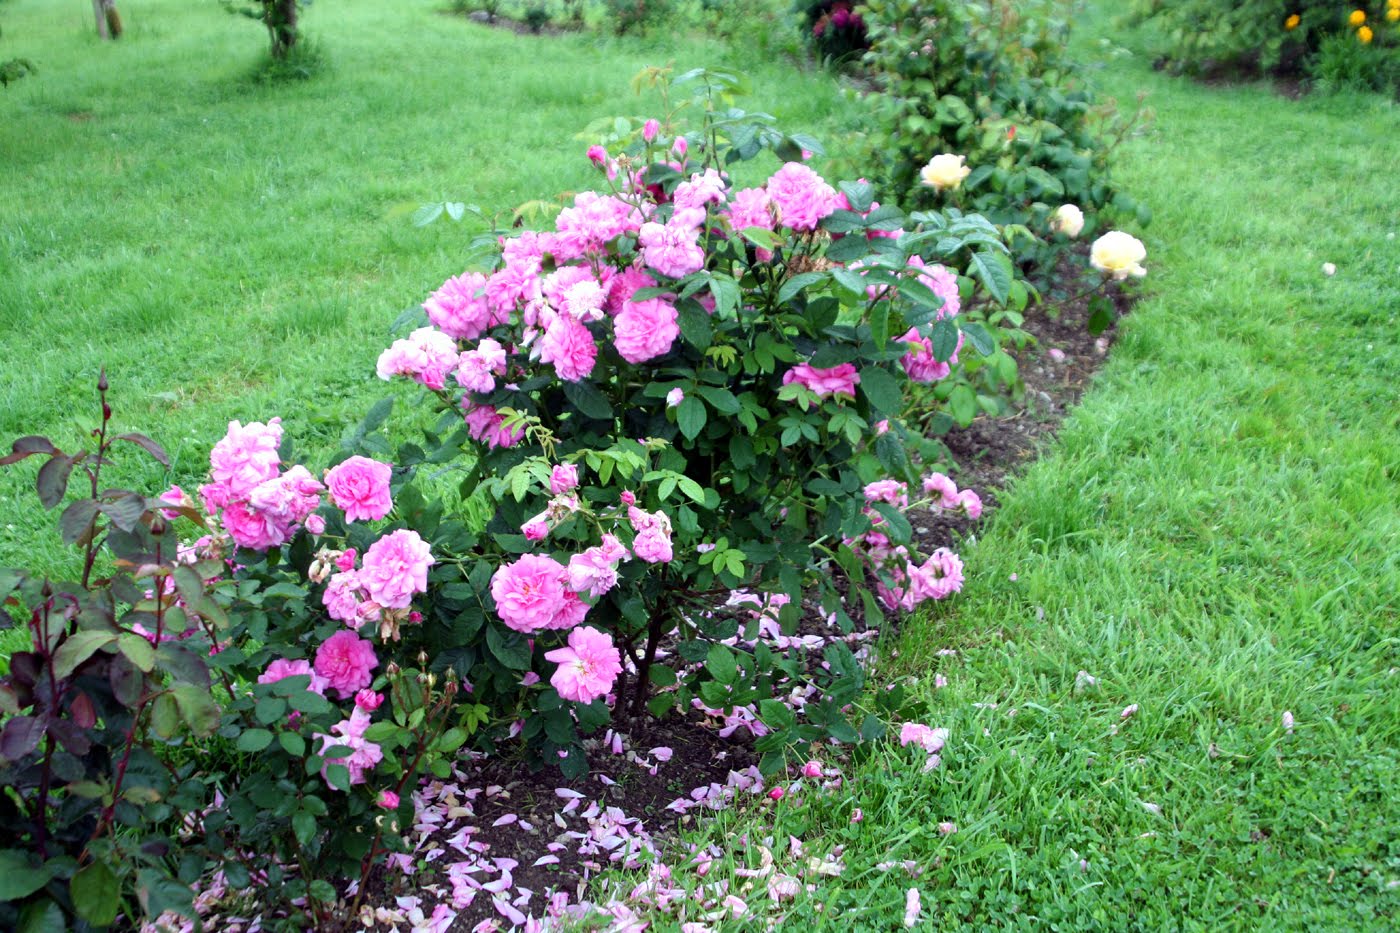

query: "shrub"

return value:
[854, 0, 1151, 279]
[796, 0, 870, 66]
[1126, 0, 1400, 94]
[222, 0, 312, 61]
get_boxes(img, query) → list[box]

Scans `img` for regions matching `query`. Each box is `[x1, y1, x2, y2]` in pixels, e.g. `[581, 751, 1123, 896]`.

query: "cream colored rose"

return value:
[920, 154, 971, 192]
[1090, 231, 1147, 280]
[1050, 204, 1085, 238]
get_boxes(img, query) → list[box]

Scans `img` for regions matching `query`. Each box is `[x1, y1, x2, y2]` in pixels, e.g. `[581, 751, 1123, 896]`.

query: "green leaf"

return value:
[949, 384, 978, 425]
[279, 732, 306, 756]
[237, 729, 274, 753]
[838, 180, 875, 213]
[969, 250, 1012, 305]
[173, 684, 221, 737]
[777, 271, 827, 304]
[562, 380, 613, 420]
[677, 303, 713, 351]
[859, 366, 904, 416]
[0, 850, 56, 900]
[705, 644, 738, 685]
[759, 698, 797, 733]
[150, 693, 181, 740]
[52, 630, 117, 679]
[870, 502, 913, 546]
[859, 713, 887, 742]
[486, 625, 532, 670]
[930, 317, 960, 363]
[709, 275, 740, 319]
[118, 632, 156, 672]
[18, 899, 65, 933]
[293, 811, 316, 847]
[694, 385, 741, 414]
[677, 397, 707, 441]
[71, 861, 120, 926]
[960, 320, 995, 357]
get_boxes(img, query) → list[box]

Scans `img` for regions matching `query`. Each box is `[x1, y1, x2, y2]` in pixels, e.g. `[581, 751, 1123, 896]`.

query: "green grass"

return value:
[4, 0, 1399, 927]
[598, 12, 1400, 933]
[0, 0, 853, 577]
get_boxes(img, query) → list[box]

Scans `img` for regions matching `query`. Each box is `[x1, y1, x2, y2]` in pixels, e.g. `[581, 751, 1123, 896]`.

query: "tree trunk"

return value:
[105, 2, 123, 40]
[91, 0, 110, 39]
[268, 0, 299, 60]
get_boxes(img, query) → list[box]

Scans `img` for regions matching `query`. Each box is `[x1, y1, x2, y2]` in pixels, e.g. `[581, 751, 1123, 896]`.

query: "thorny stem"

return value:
[81, 371, 112, 589]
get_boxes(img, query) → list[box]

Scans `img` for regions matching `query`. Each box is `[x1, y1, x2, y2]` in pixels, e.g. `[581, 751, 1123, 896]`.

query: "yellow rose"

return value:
[1349, 10, 1365, 27]
[1050, 204, 1085, 238]
[1359, 24, 1374, 43]
[1388, 8, 1399, 22]
[1090, 231, 1147, 280]
[919, 153, 972, 192]
[1284, 13, 1300, 30]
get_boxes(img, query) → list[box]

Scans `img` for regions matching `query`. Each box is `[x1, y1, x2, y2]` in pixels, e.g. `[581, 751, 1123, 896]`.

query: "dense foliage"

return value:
[1126, 0, 1400, 93]
[852, 0, 1151, 278]
[0, 67, 1058, 929]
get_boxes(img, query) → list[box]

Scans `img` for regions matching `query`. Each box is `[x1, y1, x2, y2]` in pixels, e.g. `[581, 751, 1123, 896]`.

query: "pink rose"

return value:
[314, 631, 379, 699]
[359, 529, 434, 610]
[539, 314, 598, 382]
[355, 689, 384, 711]
[377, 789, 400, 810]
[490, 554, 573, 632]
[325, 456, 394, 523]
[643, 119, 660, 143]
[544, 626, 622, 704]
[782, 362, 860, 402]
[550, 464, 580, 495]
[765, 162, 839, 232]
[257, 658, 328, 695]
[614, 295, 680, 363]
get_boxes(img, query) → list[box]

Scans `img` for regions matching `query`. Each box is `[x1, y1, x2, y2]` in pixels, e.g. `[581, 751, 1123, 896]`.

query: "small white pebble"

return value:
[1322, 262, 1337, 276]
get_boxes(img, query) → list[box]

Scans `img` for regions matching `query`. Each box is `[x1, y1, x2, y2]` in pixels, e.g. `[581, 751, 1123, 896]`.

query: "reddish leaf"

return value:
[0, 715, 45, 762]
[70, 691, 97, 729]
[49, 717, 93, 756]
[0, 435, 58, 466]
[60, 499, 100, 545]
[113, 432, 170, 467]
[36, 454, 76, 509]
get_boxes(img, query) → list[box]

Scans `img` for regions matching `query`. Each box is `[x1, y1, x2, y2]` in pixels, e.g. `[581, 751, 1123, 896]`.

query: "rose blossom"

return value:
[614, 294, 680, 363]
[316, 708, 382, 787]
[314, 630, 379, 699]
[549, 463, 580, 495]
[782, 362, 860, 401]
[424, 272, 504, 341]
[765, 162, 839, 231]
[638, 217, 706, 279]
[377, 789, 400, 810]
[323, 570, 366, 626]
[324, 456, 393, 523]
[1090, 231, 1147, 280]
[920, 153, 971, 191]
[922, 472, 960, 509]
[359, 529, 434, 610]
[1050, 204, 1085, 238]
[209, 418, 283, 497]
[666, 388, 685, 408]
[544, 626, 623, 704]
[491, 554, 576, 632]
[258, 658, 328, 695]
[538, 314, 598, 382]
[376, 326, 462, 390]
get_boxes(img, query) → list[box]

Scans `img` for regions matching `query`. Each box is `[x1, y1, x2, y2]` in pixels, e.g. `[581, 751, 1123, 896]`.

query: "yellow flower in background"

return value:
[1388, 8, 1399, 22]
[1390, 0, 1399, 9]
[1348, 10, 1366, 27]
[1090, 231, 1148, 280]
[919, 154, 972, 192]
[1284, 13, 1300, 30]
[1358, 24, 1374, 42]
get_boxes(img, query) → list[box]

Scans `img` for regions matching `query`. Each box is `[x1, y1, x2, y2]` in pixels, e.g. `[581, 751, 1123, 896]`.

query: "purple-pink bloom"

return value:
[922, 472, 960, 509]
[899, 327, 958, 383]
[782, 362, 860, 401]
[209, 418, 283, 498]
[257, 658, 328, 695]
[638, 218, 706, 280]
[315, 708, 382, 787]
[643, 119, 660, 143]
[666, 388, 685, 408]
[462, 402, 524, 449]
[424, 272, 505, 341]
[359, 529, 434, 610]
[491, 554, 574, 632]
[614, 294, 680, 364]
[958, 488, 983, 519]
[550, 463, 580, 495]
[314, 630, 379, 699]
[323, 570, 366, 626]
[324, 456, 393, 523]
[377, 789, 400, 810]
[765, 162, 839, 232]
[455, 337, 508, 393]
[544, 626, 622, 704]
[539, 314, 598, 382]
[376, 326, 462, 391]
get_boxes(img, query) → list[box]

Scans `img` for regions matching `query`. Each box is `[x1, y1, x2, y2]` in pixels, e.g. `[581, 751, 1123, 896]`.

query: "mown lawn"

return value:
[643, 11, 1400, 930]
[3, 0, 1399, 928]
[0, 0, 861, 576]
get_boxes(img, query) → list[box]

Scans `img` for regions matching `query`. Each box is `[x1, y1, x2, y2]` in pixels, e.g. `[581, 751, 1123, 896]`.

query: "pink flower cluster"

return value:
[320, 529, 435, 633]
[199, 419, 325, 551]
